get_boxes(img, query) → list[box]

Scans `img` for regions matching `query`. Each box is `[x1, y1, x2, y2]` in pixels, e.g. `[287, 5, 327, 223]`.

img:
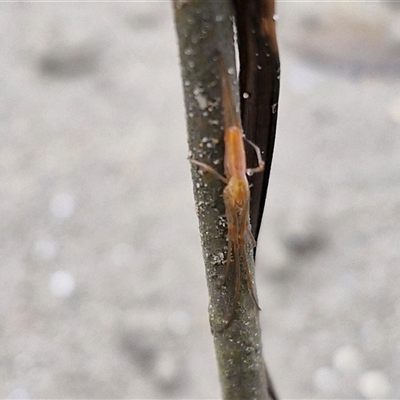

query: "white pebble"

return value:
[389, 20, 400, 42]
[167, 310, 191, 336]
[286, 65, 319, 94]
[109, 243, 135, 267]
[50, 193, 75, 219]
[313, 367, 339, 396]
[154, 351, 179, 385]
[49, 270, 76, 298]
[32, 237, 59, 261]
[333, 345, 362, 373]
[256, 236, 290, 273]
[358, 370, 391, 399]
[6, 387, 29, 399]
[388, 97, 400, 125]
[268, 242, 290, 272]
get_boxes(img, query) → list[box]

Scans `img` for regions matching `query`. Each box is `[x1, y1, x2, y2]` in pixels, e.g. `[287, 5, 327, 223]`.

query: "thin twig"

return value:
[172, 1, 278, 398]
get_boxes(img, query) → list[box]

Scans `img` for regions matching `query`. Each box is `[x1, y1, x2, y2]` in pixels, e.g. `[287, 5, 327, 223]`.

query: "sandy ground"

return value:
[1, 2, 400, 399]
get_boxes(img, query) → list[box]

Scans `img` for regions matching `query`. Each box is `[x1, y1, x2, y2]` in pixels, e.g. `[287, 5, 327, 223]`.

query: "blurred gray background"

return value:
[1, 1, 400, 398]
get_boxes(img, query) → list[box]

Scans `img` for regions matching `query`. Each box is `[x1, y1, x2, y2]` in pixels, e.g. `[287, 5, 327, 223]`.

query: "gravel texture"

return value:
[1, 2, 399, 398]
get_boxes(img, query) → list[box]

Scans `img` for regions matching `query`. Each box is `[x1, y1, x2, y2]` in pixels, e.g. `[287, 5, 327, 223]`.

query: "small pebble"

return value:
[6, 387, 29, 399]
[283, 211, 320, 255]
[360, 319, 380, 343]
[333, 345, 362, 373]
[154, 351, 179, 386]
[358, 370, 391, 399]
[257, 236, 290, 274]
[50, 193, 75, 219]
[389, 19, 400, 42]
[109, 243, 135, 267]
[39, 44, 100, 78]
[286, 65, 319, 94]
[313, 367, 339, 396]
[269, 242, 290, 272]
[49, 270, 76, 298]
[14, 352, 34, 371]
[283, 222, 320, 255]
[32, 237, 59, 261]
[167, 310, 191, 336]
[388, 97, 400, 125]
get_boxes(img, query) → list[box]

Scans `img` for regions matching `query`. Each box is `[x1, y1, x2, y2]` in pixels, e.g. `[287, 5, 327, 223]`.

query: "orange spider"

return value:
[190, 55, 265, 330]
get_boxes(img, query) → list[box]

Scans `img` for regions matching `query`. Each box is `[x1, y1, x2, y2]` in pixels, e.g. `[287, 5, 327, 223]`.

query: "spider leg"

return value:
[244, 137, 265, 175]
[219, 238, 241, 332]
[189, 159, 228, 183]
